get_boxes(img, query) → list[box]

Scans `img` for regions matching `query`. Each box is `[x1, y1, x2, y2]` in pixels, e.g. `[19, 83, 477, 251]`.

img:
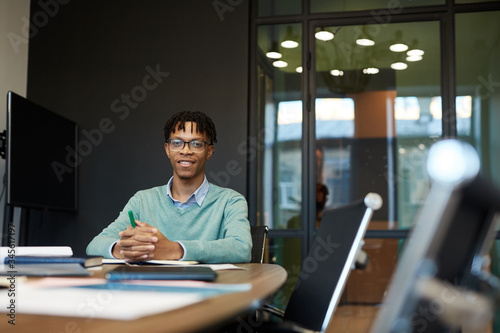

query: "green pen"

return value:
[128, 210, 136, 228]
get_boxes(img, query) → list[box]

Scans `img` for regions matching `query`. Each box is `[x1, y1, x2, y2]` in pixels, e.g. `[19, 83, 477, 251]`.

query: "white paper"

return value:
[0, 246, 73, 260]
[24, 277, 251, 292]
[102, 259, 198, 265]
[203, 264, 245, 271]
[2, 283, 203, 320]
[122, 280, 252, 291]
[101, 260, 243, 270]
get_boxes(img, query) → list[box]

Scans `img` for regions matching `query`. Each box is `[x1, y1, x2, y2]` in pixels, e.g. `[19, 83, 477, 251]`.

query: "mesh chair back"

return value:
[371, 140, 500, 333]
[284, 193, 381, 332]
[250, 225, 269, 263]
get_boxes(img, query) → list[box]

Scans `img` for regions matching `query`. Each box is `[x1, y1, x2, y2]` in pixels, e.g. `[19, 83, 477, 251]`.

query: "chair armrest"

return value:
[254, 304, 319, 332]
[261, 303, 285, 318]
[255, 320, 319, 333]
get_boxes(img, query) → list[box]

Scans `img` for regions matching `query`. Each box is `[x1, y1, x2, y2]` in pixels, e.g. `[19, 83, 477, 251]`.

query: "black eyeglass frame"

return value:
[166, 139, 212, 153]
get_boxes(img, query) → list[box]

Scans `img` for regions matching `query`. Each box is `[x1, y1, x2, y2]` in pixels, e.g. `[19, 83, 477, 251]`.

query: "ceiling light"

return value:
[281, 26, 299, 49]
[296, 66, 303, 73]
[406, 55, 423, 62]
[266, 51, 282, 59]
[407, 39, 425, 57]
[266, 41, 282, 59]
[315, 28, 334, 41]
[407, 49, 424, 57]
[363, 67, 380, 74]
[329, 69, 344, 76]
[273, 60, 288, 68]
[356, 27, 375, 46]
[281, 40, 299, 48]
[389, 30, 408, 52]
[391, 62, 408, 70]
[390, 43, 408, 52]
[356, 38, 375, 46]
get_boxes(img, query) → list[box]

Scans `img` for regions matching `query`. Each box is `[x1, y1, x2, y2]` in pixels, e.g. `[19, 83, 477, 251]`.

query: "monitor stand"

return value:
[2, 204, 30, 246]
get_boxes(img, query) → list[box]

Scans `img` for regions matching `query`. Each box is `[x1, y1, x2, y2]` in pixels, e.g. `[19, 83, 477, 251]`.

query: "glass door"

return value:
[312, 19, 442, 304]
[251, 0, 500, 326]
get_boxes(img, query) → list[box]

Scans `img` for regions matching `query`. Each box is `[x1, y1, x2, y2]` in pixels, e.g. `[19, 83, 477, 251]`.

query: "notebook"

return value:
[0, 263, 91, 276]
[105, 266, 217, 281]
[6, 255, 103, 267]
[0, 246, 73, 259]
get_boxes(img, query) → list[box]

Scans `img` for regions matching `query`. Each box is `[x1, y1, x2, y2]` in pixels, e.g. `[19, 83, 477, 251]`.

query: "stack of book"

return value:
[0, 246, 102, 276]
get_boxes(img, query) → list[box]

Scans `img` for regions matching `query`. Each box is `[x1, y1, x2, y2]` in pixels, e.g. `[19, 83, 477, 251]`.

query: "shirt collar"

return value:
[166, 176, 209, 206]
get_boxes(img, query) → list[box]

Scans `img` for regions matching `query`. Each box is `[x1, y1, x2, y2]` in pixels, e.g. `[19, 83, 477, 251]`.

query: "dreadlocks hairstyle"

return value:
[163, 111, 217, 144]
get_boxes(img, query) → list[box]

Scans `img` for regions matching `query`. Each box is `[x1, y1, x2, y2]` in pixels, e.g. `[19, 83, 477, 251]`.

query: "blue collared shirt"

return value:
[166, 176, 209, 209]
[166, 176, 209, 260]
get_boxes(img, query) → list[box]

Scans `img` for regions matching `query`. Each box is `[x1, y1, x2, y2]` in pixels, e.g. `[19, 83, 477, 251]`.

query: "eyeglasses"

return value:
[166, 139, 211, 153]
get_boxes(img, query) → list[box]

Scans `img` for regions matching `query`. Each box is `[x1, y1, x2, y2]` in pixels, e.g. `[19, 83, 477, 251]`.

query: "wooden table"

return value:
[1, 263, 286, 333]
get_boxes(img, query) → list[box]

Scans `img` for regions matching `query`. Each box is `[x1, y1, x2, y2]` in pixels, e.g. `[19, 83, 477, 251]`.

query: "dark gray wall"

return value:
[25, 0, 249, 255]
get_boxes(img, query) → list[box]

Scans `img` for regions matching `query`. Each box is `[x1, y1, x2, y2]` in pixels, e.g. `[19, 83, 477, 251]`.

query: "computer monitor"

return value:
[5, 91, 78, 211]
[370, 140, 500, 333]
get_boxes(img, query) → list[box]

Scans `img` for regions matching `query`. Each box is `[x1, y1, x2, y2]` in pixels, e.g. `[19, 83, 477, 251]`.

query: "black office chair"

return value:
[259, 192, 383, 332]
[371, 140, 500, 333]
[251, 225, 269, 263]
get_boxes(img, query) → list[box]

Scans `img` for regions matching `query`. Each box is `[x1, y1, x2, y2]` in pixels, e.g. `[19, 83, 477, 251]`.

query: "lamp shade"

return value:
[315, 28, 334, 41]
[266, 41, 282, 59]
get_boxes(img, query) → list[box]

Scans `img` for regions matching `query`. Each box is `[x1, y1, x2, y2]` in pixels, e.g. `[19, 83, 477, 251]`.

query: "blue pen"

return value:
[128, 210, 136, 228]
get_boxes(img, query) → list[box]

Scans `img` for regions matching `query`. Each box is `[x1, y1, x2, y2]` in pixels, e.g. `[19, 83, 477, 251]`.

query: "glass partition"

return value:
[455, 0, 499, 3]
[256, 22, 303, 306]
[314, 21, 441, 231]
[456, 10, 500, 187]
[257, 23, 303, 231]
[314, 21, 441, 306]
[456, 12, 500, 331]
[258, 0, 301, 17]
[251, 1, 500, 325]
[311, 0, 444, 13]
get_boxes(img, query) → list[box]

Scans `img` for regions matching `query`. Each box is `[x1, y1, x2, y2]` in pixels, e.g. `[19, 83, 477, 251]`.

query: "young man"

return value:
[86, 111, 252, 263]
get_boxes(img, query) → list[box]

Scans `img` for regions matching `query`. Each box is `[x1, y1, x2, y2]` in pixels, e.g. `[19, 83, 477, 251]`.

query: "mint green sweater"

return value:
[86, 183, 252, 263]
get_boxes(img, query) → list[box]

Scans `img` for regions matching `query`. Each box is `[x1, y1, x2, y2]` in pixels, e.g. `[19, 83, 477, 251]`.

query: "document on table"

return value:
[120, 280, 252, 292]
[102, 259, 199, 265]
[102, 259, 244, 271]
[0, 276, 251, 320]
[24, 277, 251, 292]
[1, 283, 203, 320]
[202, 264, 246, 271]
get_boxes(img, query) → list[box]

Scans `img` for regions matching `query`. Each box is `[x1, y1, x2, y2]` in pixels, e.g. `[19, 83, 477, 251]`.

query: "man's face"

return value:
[165, 122, 214, 183]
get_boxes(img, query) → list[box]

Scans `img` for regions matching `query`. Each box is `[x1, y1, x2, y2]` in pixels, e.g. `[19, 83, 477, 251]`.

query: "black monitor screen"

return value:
[6, 91, 78, 211]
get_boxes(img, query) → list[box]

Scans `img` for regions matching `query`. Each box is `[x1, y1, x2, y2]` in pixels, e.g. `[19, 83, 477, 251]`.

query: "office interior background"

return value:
[1, 0, 500, 330]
